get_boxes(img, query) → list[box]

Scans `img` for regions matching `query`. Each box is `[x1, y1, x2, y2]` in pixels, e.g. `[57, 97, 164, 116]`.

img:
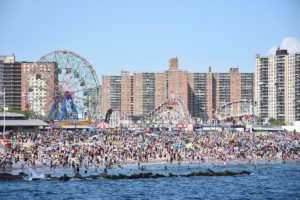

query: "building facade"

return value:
[166, 58, 189, 108]
[188, 67, 253, 122]
[121, 70, 133, 116]
[133, 72, 156, 116]
[101, 75, 121, 114]
[188, 72, 207, 121]
[0, 55, 22, 110]
[20, 62, 57, 117]
[101, 58, 254, 123]
[255, 48, 300, 124]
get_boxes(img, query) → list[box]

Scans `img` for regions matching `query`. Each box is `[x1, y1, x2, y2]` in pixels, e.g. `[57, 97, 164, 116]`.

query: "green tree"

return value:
[0, 108, 31, 119]
[268, 118, 286, 126]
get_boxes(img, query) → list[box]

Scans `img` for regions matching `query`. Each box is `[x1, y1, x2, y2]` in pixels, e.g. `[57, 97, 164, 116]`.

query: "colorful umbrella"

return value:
[96, 122, 110, 129]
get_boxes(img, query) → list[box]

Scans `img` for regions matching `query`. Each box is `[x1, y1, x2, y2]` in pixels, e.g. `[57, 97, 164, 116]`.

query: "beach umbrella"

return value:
[58, 141, 64, 146]
[38, 146, 45, 151]
[185, 143, 193, 148]
[278, 141, 286, 146]
[150, 133, 159, 137]
[89, 142, 97, 147]
[172, 143, 182, 148]
[92, 135, 99, 139]
[46, 146, 54, 151]
[98, 143, 105, 148]
[96, 122, 110, 129]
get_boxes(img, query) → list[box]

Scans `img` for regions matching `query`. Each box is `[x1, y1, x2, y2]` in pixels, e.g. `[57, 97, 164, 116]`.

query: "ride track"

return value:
[145, 98, 192, 128]
[215, 100, 258, 124]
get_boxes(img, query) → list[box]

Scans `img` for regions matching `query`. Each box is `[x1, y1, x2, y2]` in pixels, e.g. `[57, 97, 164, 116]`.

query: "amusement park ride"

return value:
[214, 100, 258, 125]
[145, 98, 193, 129]
[22, 50, 258, 129]
[23, 50, 100, 127]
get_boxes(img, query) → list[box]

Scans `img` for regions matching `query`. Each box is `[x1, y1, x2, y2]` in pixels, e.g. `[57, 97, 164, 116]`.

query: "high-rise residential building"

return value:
[100, 58, 254, 123]
[133, 72, 156, 116]
[294, 55, 300, 122]
[0, 61, 4, 108]
[255, 56, 269, 120]
[121, 70, 133, 116]
[133, 73, 142, 115]
[0, 55, 22, 110]
[166, 58, 189, 107]
[214, 72, 231, 111]
[20, 62, 57, 117]
[154, 72, 167, 108]
[188, 67, 254, 122]
[0, 61, 4, 88]
[188, 72, 207, 120]
[101, 75, 122, 114]
[101, 58, 189, 117]
[255, 48, 300, 124]
[230, 68, 241, 116]
[205, 67, 215, 120]
[241, 72, 255, 101]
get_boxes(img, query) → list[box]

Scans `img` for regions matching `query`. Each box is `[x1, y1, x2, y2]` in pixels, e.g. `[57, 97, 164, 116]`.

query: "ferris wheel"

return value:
[23, 50, 100, 121]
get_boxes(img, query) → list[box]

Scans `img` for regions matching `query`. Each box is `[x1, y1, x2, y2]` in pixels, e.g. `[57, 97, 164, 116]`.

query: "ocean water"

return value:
[0, 162, 299, 200]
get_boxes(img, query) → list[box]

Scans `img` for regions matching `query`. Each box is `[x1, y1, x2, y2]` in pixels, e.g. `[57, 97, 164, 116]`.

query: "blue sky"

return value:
[0, 0, 300, 79]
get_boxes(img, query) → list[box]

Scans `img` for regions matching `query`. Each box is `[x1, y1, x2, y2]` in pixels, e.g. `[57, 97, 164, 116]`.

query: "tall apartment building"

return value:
[255, 48, 300, 124]
[121, 70, 133, 116]
[101, 76, 121, 114]
[188, 72, 207, 120]
[0, 61, 4, 108]
[21, 62, 57, 117]
[241, 72, 255, 101]
[101, 58, 254, 123]
[101, 58, 189, 117]
[0, 55, 22, 110]
[295, 55, 300, 122]
[133, 73, 156, 116]
[187, 67, 253, 122]
[154, 72, 167, 108]
[214, 72, 231, 110]
[205, 67, 215, 120]
[166, 58, 189, 107]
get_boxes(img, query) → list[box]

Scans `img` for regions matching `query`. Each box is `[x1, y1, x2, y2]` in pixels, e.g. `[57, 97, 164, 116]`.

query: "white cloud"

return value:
[269, 37, 300, 55]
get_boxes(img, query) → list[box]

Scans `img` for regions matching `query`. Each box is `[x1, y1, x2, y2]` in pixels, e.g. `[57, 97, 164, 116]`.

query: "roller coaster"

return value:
[214, 100, 258, 124]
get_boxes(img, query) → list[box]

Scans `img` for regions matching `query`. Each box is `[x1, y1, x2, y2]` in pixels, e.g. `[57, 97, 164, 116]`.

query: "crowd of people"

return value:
[0, 129, 299, 172]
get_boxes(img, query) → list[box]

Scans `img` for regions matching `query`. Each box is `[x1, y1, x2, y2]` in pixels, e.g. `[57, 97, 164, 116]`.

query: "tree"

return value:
[268, 118, 286, 126]
[0, 108, 31, 119]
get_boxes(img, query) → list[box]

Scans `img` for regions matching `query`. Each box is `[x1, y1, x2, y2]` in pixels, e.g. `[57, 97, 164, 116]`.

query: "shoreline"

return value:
[7, 157, 299, 172]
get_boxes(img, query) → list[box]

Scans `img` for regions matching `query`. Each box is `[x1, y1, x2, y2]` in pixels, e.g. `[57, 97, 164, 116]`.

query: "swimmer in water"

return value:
[76, 164, 80, 173]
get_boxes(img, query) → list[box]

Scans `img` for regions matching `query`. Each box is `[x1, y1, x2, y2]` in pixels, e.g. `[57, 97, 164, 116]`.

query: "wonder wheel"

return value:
[22, 50, 100, 120]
